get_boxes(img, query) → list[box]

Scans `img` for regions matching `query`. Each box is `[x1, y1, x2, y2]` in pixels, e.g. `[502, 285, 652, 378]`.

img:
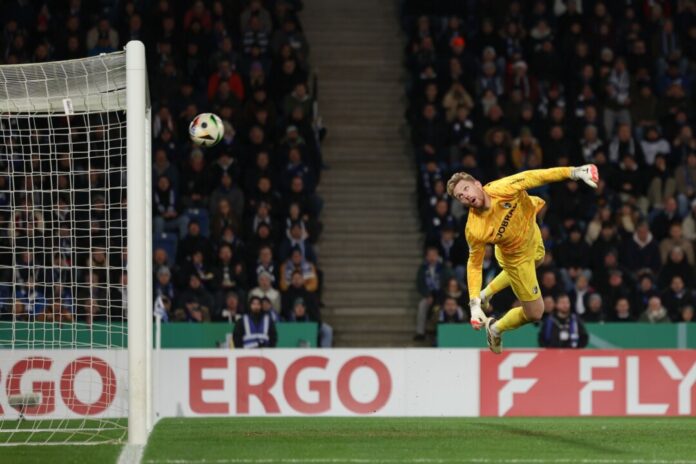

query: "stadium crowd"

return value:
[403, 0, 696, 341]
[0, 0, 332, 347]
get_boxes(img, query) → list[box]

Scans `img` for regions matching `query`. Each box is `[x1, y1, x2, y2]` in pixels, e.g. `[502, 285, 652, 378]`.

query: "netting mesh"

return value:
[0, 52, 133, 445]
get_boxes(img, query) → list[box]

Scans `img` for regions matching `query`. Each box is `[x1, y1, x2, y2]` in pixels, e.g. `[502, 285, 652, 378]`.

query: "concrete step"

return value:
[332, 330, 416, 348]
[322, 306, 413, 317]
[326, 317, 415, 334]
[320, 233, 421, 247]
[321, 272, 415, 284]
[321, 201, 415, 210]
[321, 171, 412, 179]
[320, 266, 418, 280]
[320, 250, 421, 262]
[321, 207, 418, 218]
[302, 0, 419, 346]
[319, 187, 415, 197]
[323, 291, 415, 307]
[322, 216, 420, 229]
[326, 280, 415, 292]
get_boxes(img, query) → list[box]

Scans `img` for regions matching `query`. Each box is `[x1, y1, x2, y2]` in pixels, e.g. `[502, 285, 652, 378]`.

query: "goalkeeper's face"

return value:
[452, 179, 486, 210]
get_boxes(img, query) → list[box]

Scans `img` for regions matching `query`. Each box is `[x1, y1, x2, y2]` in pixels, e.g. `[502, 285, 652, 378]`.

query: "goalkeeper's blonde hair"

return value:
[446, 172, 476, 197]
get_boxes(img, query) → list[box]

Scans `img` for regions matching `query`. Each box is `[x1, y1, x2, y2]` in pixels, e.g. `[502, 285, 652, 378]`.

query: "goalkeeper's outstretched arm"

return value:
[466, 233, 487, 329]
[488, 165, 599, 196]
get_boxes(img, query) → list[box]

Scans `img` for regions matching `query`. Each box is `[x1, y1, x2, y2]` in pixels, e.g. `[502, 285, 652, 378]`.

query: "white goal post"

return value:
[0, 41, 152, 446]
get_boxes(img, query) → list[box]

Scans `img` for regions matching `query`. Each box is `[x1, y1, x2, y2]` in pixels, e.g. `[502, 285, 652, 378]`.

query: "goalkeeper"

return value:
[446, 165, 599, 354]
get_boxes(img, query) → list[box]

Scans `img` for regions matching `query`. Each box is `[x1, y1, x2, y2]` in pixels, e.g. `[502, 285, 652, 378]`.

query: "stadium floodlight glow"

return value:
[0, 41, 152, 446]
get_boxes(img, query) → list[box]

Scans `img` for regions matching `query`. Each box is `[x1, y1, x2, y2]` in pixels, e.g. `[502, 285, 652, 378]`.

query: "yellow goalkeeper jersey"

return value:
[465, 167, 572, 298]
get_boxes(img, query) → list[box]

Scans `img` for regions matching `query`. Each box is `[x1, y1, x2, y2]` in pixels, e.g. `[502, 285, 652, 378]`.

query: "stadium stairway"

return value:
[303, 0, 423, 346]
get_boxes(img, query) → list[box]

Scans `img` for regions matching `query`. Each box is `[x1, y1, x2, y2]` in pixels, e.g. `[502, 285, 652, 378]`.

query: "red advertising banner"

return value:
[480, 350, 696, 417]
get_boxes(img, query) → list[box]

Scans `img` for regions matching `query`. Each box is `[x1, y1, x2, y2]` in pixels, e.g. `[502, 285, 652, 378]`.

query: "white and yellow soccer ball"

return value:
[189, 113, 224, 147]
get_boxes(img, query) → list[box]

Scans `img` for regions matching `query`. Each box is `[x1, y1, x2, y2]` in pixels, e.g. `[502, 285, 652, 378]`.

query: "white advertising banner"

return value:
[0, 349, 128, 419]
[154, 349, 480, 417]
[3, 349, 695, 420]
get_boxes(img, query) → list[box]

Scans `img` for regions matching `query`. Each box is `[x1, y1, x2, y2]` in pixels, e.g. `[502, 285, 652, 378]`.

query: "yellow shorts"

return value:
[494, 224, 545, 302]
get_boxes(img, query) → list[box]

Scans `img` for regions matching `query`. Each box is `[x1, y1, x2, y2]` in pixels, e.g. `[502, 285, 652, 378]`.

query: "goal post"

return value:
[126, 40, 151, 446]
[0, 41, 152, 446]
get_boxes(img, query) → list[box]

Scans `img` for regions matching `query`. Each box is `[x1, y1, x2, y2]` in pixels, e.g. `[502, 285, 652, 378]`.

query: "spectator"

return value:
[14, 277, 46, 321]
[271, 17, 309, 62]
[177, 220, 214, 267]
[287, 297, 333, 348]
[78, 272, 109, 324]
[661, 276, 695, 321]
[176, 274, 214, 322]
[636, 273, 660, 311]
[647, 155, 677, 208]
[233, 296, 277, 349]
[283, 82, 312, 118]
[612, 297, 635, 322]
[582, 293, 606, 323]
[438, 296, 466, 324]
[659, 222, 694, 265]
[682, 200, 696, 241]
[659, 247, 695, 289]
[183, 250, 215, 291]
[208, 173, 245, 223]
[207, 59, 244, 103]
[212, 243, 247, 300]
[539, 270, 563, 299]
[154, 266, 176, 303]
[511, 127, 543, 170]
[555, 225, 591, 284]
[538, 294, 589, 348]
[152, 147, 179, 190]
[210, 198, 241, 242]
[181, 148, 211, 208]
[281, 270, 318, 319]
[639, 296, 671, 323]
[442, 277, 468, 313]
[248, 270, 281, 316]
[680, 305, 695, 323]
[609, 124, 643, 165]
[620, 221, 661, 274]
[651, 197, 681, 241]
[219, 291, 243, 323]
[569, 274, 594, 316]
[415, 246, 452, 340]
[153, 175, 190, 238]
[641, 126, 671, 166]
[675, 153, 696, 208]
[86, 18, 119, 53]
[278, 220, 317, 263]
[279, 248, 318, 293]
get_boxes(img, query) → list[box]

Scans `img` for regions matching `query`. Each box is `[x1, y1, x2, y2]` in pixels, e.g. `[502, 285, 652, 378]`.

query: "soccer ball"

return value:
[189, 113, 224, 147]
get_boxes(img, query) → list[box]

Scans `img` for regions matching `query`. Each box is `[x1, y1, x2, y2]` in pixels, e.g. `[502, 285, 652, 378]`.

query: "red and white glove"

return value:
[571, 164, 599, 188]
[469, 298, 487, 330]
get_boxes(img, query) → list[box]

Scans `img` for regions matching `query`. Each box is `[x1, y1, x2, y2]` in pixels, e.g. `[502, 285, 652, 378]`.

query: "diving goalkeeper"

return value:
[447, 165, 599, 354]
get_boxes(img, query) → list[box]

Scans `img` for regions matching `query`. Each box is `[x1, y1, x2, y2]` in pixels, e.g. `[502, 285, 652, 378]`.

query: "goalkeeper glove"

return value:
[571, 164, 599, 188]
[469, 297, 487, 330]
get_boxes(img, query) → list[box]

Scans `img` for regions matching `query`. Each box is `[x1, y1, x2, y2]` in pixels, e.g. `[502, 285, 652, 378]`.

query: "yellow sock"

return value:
[494, 306, 529, 333]
[483, 271, 511, 300]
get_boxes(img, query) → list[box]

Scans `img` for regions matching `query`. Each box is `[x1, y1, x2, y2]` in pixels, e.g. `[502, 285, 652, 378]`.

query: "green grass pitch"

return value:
[4, 417, 696, 463]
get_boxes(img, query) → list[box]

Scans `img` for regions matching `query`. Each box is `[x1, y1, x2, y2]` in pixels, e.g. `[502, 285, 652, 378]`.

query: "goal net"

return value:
[0, 42, 151, 446]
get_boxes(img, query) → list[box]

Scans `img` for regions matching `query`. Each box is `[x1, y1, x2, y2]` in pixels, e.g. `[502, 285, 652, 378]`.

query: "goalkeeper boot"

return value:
[485, 318, 503, 354]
